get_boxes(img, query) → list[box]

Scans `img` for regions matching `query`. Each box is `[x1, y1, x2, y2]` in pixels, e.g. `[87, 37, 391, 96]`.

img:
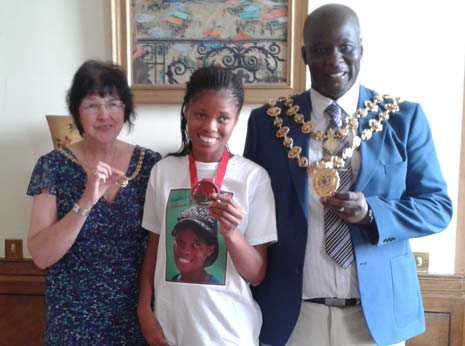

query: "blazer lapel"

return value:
[353, 86, 386, 192]
[287, 91, 311, 218]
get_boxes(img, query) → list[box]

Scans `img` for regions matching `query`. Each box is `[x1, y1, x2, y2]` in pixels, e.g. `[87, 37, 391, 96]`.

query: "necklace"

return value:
[80, 143, 118, 172]
[267, 94, 402, 197]
[58, 147, 146, 188]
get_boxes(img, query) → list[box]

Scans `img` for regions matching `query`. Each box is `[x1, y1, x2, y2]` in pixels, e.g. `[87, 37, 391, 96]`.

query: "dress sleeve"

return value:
[26, 154, 57, 196]
[142, 148, 162, 171]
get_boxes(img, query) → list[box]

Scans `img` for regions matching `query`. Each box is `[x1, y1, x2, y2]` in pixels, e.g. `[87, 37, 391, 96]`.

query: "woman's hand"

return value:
[320, 191, 370, 224]
[80, 161, 125, 208]
[208, 193, 244, 238]
[137, 306, 169, 346]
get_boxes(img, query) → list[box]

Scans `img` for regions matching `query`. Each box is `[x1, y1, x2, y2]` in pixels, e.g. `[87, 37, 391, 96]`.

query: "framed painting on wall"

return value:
[111, 0, 307, 104]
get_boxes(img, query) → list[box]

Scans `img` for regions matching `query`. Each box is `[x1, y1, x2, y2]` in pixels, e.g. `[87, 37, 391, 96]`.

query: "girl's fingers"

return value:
[210, 201, 244, 221]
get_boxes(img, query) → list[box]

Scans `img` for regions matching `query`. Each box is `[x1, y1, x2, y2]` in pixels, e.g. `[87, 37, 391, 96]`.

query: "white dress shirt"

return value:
[302, 83, 362, 300]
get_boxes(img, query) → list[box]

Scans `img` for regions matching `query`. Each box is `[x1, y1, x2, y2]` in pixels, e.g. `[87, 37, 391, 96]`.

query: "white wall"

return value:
[0, 0, 113, 258]
[0, 0, 463, 274]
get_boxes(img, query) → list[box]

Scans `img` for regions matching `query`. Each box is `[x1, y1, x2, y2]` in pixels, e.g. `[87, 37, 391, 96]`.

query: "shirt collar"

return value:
[310, 83, 360, 120]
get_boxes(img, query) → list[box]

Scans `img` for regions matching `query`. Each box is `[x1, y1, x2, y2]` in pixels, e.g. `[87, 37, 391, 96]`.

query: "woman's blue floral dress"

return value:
[27, 145, 160, 346]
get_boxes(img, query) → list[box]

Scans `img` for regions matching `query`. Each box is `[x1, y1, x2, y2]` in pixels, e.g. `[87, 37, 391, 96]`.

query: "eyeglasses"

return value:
[81, 100, 125, 115]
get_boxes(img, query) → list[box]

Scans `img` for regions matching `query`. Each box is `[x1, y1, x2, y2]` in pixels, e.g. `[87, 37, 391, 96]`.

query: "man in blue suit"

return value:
[244, 4, 452, 346]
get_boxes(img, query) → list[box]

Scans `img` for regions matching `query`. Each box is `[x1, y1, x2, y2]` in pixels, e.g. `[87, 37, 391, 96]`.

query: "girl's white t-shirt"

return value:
[142, 154, 277, 346]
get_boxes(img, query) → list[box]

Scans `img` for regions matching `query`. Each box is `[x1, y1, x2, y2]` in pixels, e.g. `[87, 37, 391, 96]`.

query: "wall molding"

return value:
[0, 259, 46, 295]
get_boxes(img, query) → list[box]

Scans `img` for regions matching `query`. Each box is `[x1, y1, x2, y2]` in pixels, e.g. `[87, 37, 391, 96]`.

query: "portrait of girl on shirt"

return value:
[169, 206, 220, 284]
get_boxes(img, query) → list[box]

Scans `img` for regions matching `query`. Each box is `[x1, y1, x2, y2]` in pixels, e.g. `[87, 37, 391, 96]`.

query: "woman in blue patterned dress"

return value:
[27, 60, 161, 345]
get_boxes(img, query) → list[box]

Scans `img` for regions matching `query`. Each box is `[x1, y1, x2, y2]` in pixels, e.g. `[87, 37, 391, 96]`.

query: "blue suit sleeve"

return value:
[366, 103, 452, 245]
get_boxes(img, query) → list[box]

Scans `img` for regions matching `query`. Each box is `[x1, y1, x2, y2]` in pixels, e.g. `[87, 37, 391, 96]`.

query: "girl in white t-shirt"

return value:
[138, 66, 277, 346]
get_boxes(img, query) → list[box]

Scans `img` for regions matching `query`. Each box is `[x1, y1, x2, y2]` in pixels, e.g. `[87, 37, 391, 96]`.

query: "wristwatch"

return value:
[72, 203, 91, 217]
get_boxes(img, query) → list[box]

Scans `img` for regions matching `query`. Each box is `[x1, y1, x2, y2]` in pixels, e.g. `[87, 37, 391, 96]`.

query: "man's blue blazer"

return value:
[243, 86, 452, 346]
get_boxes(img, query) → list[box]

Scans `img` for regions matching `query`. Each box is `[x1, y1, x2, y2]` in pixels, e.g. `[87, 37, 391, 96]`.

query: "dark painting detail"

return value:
[132, 0, 289, 86]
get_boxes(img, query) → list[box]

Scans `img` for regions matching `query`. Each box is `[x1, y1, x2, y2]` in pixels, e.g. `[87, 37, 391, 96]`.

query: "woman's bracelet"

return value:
[72, 203, 91, 217]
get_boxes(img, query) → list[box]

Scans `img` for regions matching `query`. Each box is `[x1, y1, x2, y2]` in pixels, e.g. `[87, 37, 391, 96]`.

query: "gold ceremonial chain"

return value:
[58, 147, 146, 188]
[267, 94, 403, 196]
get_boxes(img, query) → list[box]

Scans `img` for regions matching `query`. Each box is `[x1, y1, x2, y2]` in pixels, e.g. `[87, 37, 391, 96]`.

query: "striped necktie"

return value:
[323, 102, 354, 269]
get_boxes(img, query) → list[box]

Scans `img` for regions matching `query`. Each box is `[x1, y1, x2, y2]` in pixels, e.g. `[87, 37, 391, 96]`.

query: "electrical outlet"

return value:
[414, 252, 429, 273]
[5, 239, 23, 259]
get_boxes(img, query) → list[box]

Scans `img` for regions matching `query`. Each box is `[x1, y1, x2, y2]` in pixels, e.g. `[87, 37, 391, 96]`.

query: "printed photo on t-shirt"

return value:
[165, 188, 228, 285]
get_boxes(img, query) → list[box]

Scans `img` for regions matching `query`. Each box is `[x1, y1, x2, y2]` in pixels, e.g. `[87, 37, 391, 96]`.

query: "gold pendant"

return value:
[323, 129, 340, 154]
[312, 167, 340, 197]
[117, 175, 129, 188]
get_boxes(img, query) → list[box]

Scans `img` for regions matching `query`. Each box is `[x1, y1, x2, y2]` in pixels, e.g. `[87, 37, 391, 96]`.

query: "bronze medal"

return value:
[312, 167, 340, 197]
[189, 151, 229, 207]
[191, 180, 218, 207]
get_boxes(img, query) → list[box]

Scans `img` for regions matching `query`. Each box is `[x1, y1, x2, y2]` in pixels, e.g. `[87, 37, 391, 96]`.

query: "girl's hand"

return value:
[208, 193, 244, 237]
[208, 193, 267, 286]
[138, 306, 169, 346]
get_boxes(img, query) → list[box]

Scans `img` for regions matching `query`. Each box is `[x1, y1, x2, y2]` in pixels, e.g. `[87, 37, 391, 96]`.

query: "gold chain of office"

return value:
[59, 147, 145, 188]
[266, 94, 403, 196]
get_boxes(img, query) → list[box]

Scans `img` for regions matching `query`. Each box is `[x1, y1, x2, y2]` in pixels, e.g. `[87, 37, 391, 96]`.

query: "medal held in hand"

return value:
[313, 166, 340, 197]
[191, 179, 218, 206]
[188, 150, 230, 206]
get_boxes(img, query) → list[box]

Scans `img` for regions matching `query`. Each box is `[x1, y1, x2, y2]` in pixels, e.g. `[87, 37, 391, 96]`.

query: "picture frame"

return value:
[111, 0, 307, 104]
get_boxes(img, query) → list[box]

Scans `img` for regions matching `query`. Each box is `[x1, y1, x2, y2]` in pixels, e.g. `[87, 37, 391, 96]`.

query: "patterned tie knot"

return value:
[325, 102, 342, 129]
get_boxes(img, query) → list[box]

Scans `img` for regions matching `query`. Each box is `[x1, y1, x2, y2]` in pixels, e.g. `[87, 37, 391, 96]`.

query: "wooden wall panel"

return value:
[407, 275, 465, 346]
[407, 312, 450, 346]
[0, 295, 46, 346]
[1, 261, 464, 346]
[0, 259, 46, 346]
